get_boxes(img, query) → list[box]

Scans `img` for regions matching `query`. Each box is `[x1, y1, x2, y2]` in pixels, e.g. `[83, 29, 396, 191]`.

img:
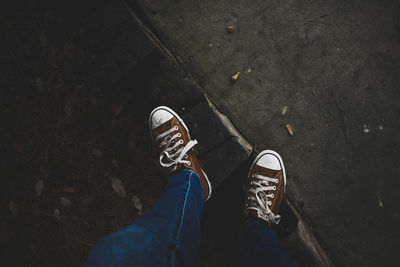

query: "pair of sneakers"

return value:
[149, 106, 286, 226]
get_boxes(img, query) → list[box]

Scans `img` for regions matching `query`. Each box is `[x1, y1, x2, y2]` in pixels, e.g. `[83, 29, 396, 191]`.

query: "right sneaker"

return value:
[149, 106, 212, 201]
[244, 150, 287, 226]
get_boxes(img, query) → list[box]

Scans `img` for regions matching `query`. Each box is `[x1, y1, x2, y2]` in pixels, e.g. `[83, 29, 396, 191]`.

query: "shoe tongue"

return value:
[153, 118, 175, 135]
[254, 165, 280, 178]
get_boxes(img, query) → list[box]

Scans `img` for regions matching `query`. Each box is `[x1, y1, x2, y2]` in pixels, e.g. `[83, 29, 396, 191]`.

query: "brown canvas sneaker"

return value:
[244, 150, 287, 226]
[149, 106, 212, 201]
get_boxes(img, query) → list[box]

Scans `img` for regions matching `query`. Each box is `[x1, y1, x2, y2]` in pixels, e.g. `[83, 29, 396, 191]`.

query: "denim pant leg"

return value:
[85, 169, 204, 267]
[240, 218, 297, 267]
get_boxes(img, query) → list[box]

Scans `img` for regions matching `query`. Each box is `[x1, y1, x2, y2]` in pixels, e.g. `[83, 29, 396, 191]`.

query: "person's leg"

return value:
[241, 150, 296, 267]
[85, 169, 204, 267]
[240, 217, 296, 266]
[86, 106, 212, 267]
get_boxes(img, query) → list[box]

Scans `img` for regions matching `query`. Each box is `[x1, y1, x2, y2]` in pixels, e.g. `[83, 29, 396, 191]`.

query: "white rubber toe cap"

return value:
[150, 107, 174, 130]
[256, 153, 282, 170]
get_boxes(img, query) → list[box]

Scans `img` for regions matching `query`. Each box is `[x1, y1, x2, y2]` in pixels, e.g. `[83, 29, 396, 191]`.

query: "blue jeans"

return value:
[85, 169, 296, 267]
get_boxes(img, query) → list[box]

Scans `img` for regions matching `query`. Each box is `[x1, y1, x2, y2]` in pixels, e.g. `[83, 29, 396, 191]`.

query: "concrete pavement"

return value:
[129, 0, 400, 265]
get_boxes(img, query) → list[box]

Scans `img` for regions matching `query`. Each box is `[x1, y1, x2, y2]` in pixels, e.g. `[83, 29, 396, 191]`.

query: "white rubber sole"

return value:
[248, 149, 287, 193]
[149, 106, 212, 200]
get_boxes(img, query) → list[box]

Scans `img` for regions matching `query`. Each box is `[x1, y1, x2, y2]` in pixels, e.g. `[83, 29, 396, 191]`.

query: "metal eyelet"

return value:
[184, 154, 188, 159]
[270, 193, 274, 198]
[174, 126, 178, 130]
[275, 179, 279, 183]
[180, 140, 184, 144]
[187, 161, 191, 165]
[273, 186, 276, 190]
[177, 133, 181, 137]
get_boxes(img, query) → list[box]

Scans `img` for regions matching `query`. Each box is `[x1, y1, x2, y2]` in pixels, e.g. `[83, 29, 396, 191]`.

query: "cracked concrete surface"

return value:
[130, 0, 400, 265]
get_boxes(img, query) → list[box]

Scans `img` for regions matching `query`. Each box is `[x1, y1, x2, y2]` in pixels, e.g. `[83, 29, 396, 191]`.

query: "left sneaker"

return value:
[149, 106, 212, 201]
[244, 150, 287, 226]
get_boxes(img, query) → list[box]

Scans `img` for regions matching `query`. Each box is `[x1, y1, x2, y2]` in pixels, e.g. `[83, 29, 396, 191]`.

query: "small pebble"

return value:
[281, 106, 288, 115]
[363, 125, 370, 134]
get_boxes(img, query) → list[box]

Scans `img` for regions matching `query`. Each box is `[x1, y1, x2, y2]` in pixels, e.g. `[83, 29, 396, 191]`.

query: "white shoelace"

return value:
[247, 173, 281, 224]
[156, 125, 197, 170]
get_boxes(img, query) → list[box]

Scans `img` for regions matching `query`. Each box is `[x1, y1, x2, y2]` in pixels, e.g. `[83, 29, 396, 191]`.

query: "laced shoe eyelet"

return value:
[174, 126, 178, 130]
[179, 140, 184, 144]
[273, 186, 276, 190]
[177, 133, 181, 137]
[275, 179, 279, 183]
[187, 161, 191, 166]
[184, 154, 188, 159]
[270, 193, 274, 198]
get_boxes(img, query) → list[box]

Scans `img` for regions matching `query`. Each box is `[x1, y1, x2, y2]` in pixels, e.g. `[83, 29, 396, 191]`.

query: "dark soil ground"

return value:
[1, 1, 166, 265]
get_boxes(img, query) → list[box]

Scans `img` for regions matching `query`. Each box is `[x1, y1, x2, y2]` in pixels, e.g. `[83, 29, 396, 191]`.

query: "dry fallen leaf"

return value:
[9, 202, 19, 216]
[60, 197, 72, 208]
[110, 119, 117, 130]
[111, 157, 119, 168]
[35, 77, 44, 92]
[92, 148, 102, 158]
[62, 187, 75, 193]
[110, 104, 124, 117]
[285, 124, 294, 136]
[132, 195, 143, 215]
[128, 130, 137, 150]
[12, 143, 24, 153]
[35, 179, 44, 196]
[64, 104, 73, 117]
[54, 209, 61, 221]
[80, 197, 93, 211]
[111, 178, 126, 198]
[39, 30, 47, 46]
[29, 242, 38, 254]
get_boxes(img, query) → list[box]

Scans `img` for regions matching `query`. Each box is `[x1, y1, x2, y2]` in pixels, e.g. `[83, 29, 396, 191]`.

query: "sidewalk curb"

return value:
[123, 1, 334, 265]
